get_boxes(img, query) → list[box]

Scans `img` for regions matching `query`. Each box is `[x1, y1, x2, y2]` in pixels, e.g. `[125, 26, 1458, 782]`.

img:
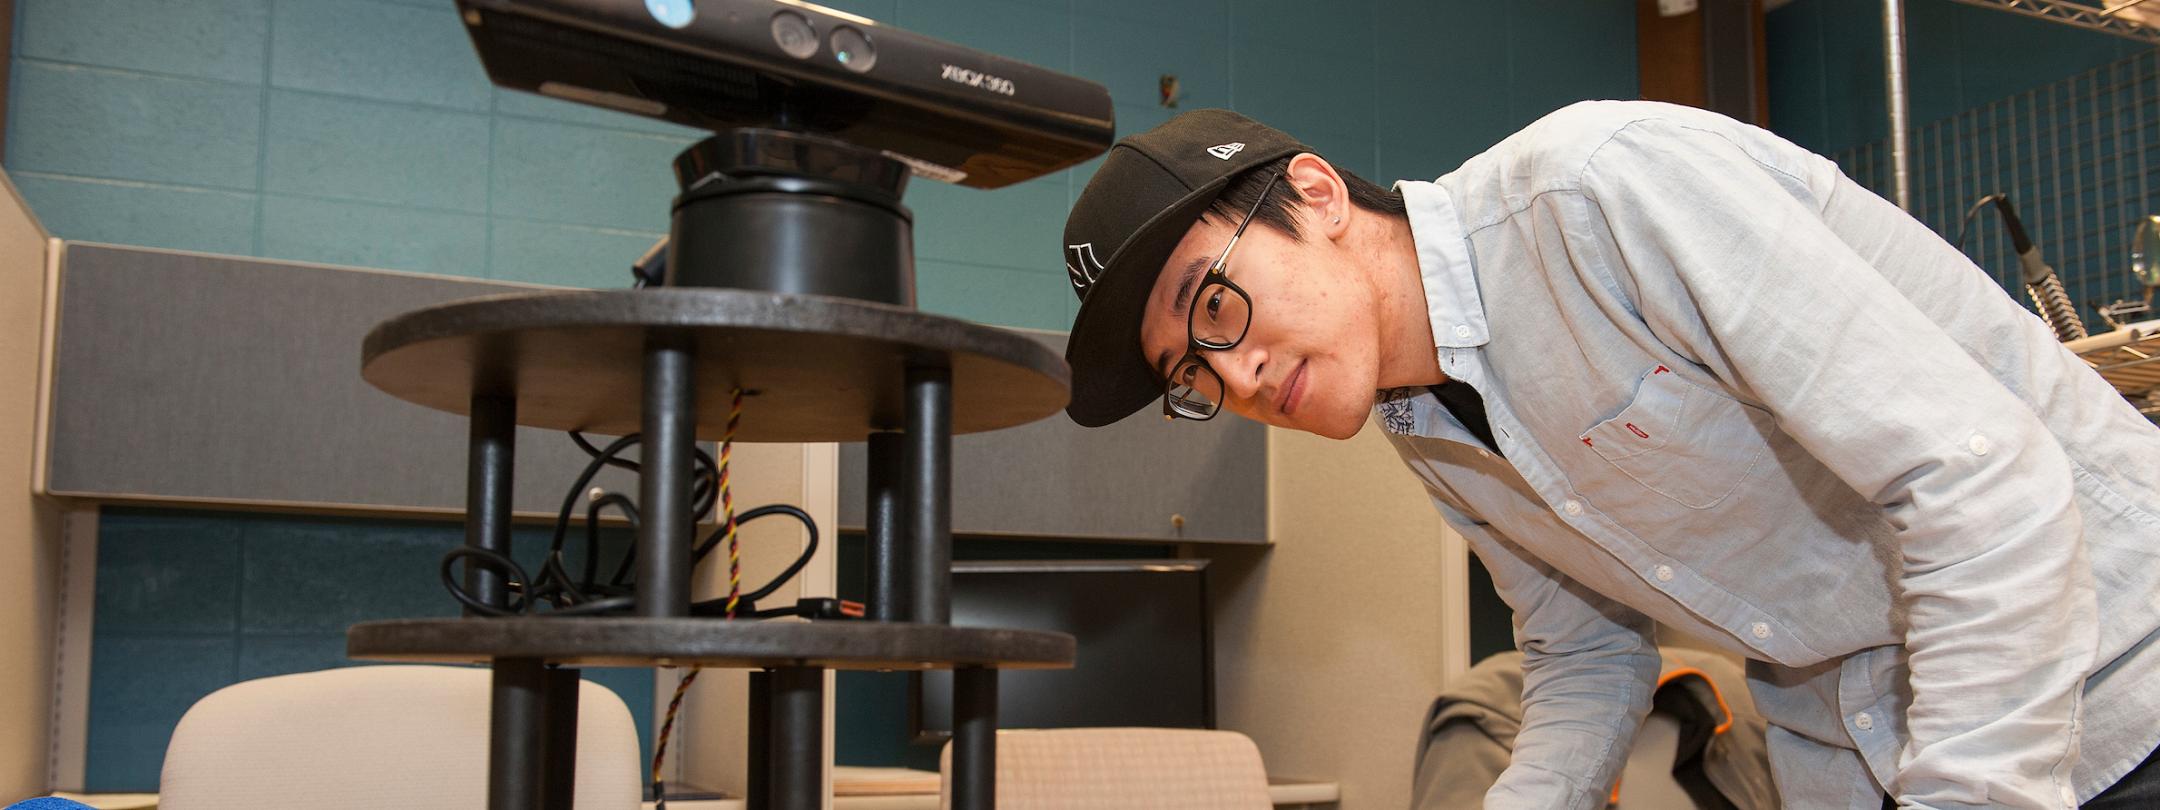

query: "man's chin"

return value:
[1298, 409, 1366, 441]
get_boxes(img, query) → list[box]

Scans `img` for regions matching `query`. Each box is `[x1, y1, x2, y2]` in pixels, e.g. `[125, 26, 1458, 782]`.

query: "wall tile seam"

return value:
[5, 166, 259, 196]
[484, 85, 499, 279]
[10, 55, 657, 131]
[11, 168, 505, 222]
[919, 255, 1068, 276]
[6, 169, 258, 196]
[489, 101, 708, 139]
[263, 84, 498, 123]
[252, 0, 277, 257]
[11, 55, 266, 91]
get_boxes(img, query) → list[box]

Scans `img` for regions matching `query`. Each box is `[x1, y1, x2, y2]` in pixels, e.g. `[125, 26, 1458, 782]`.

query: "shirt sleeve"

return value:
[1427, 499, 1660, 809]
[1575, 117, 2098, 809]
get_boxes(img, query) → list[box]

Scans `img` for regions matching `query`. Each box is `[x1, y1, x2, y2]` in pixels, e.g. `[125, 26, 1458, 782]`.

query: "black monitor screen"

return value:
[911, 560, 1213, 741]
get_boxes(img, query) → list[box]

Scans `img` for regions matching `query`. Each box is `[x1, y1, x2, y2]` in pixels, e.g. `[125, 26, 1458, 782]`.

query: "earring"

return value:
[1332, 217, 1341, 224]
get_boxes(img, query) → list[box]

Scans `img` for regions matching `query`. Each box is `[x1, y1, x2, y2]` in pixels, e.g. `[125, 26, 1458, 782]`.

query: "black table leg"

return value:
[466, 394, 515, 614]
[638, 332, 697, 618]
[903, 363, 952, 625]
[748, 670, 770, 810]
[542, 666, 580, 810]
[490, 657, 548, 810]
[864, 431, 905, 622]
[952, 667, 998, 810]
[770, 667, 824, 810]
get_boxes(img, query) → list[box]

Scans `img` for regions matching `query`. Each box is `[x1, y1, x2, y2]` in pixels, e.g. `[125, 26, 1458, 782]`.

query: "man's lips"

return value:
[1278, 360, 1307, 415]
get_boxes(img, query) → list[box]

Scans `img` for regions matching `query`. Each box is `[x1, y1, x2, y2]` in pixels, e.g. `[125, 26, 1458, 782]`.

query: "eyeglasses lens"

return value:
[1189, 280, 1252, 350]
[1166, 357, 1225, 418]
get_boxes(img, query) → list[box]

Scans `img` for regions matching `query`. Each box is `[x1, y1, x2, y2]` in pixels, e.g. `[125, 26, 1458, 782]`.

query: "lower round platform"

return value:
[347, 617, 1075, 670]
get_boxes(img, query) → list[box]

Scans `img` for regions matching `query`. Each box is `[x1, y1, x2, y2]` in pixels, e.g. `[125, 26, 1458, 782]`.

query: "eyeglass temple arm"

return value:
[1209, 172, 1284, 273]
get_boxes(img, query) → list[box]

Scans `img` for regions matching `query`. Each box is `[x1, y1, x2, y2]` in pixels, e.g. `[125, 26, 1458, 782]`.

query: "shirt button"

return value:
[1853, 711, 1874, 731]
[1562, 499, 1583, 516]
[1968, 433, 1991, 456]
[1654, 565, 1674, 582]
[1750, 622, 1771, 639]
[1453, 324, 1473, 339]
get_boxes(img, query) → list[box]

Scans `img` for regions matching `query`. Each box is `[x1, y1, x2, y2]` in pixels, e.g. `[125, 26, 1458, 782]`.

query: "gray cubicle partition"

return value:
[42, 243, 642, 516]
[837, 330, 1269, 545]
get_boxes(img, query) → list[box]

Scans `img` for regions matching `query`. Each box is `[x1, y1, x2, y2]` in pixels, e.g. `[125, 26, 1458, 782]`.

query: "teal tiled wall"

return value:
[13, 0, 1641, 790]
[1766, 0, 2146, 156]
[84, 509, 653, 792]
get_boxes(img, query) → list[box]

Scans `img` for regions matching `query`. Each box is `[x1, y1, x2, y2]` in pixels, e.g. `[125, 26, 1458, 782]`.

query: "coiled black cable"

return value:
[439, 431, 820, 618]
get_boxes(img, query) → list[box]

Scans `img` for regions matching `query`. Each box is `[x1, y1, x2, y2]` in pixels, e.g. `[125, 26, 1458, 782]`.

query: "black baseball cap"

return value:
[1061, 109, 1308, 427]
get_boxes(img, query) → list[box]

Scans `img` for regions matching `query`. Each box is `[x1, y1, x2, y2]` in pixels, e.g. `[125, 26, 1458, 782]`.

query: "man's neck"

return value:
[1365, 214, 1447, 389]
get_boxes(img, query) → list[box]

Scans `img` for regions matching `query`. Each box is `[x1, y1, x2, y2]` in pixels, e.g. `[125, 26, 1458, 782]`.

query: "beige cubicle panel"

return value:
[673, 441, 841, 809]
[1, 171, 61, 801]
[1209, 418, 1468, 809]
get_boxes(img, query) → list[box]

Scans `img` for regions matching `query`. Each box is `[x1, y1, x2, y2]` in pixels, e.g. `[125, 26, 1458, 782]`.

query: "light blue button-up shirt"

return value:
[1377, 100, 2160, 809]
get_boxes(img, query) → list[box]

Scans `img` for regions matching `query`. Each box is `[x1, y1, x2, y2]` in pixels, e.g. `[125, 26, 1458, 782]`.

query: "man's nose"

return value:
[1205, 342, 1266, 403]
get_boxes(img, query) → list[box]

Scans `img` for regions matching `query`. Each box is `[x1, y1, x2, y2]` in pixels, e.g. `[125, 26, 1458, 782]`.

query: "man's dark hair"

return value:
[1205, 154, 1407, 239]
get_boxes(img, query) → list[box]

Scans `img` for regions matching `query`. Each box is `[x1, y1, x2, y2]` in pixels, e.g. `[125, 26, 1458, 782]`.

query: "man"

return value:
[1056, 101, 2160, 808]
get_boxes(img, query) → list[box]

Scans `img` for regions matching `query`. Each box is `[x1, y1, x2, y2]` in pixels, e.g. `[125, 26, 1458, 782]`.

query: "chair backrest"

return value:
[939, 728, 1273, 810]
[159, 665, 641, 810]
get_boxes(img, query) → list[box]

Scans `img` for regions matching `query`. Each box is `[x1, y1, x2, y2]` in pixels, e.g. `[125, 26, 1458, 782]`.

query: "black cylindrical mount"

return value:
[770, 667, 825, 810]
[865, 431, 906, 622]
[465, 394, 515, 614]
[667, 129, 915, 306]
[541, 666, 580, 810]
[951, 667, 998, 810]
[747, 670, 771, 810]
[903, 363, 952, 625]
[637, 333, 697, 618]
[489, 658, 548, 810]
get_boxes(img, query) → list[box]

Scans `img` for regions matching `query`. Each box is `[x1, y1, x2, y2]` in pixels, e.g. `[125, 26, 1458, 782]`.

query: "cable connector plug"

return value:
[795, 597, 866, 620]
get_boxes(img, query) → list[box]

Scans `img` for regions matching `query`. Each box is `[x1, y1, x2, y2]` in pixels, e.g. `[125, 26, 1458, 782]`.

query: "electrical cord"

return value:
[1953, 193, 2005, 252]
[434, 388, 844, 807]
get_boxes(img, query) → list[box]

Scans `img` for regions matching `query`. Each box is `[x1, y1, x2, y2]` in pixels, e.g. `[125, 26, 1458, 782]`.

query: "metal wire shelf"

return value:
[1945, 0, 2160, 45]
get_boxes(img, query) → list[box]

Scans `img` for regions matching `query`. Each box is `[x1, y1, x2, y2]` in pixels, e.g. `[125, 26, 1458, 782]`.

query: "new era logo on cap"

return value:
[1207, 142, 1245, 160]
[1066, 242, 1105, 294]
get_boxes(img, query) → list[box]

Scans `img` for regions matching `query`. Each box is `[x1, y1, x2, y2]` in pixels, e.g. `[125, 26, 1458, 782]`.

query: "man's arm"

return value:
[1576, 116, 2099, 808]
[1428, 501, 1660, 808]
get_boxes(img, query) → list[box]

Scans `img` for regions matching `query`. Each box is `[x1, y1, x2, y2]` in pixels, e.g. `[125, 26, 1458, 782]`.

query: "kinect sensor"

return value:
[457, 0, 1116, 189]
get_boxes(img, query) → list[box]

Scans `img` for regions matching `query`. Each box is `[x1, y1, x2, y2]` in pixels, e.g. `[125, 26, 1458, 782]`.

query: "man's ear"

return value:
[1284, 152, 1350, 240]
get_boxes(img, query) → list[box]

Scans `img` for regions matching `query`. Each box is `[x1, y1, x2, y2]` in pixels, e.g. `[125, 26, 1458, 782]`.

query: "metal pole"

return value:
[466, 395, 516, 613]
[541, 666, 581, 810]
[865, 431, 906, 622]
[1885, 0, 1914, 211]
[489, 658, 548, 810]
[902, 364, 952, 625]
[748, 670, 771, 810]
[769, 667, 824, 810]
[638, 333, 696, 617]
[951, 667, 998, 810]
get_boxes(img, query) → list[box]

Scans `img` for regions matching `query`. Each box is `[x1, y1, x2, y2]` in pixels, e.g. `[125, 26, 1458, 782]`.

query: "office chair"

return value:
[159, 665, 641, 810]
[938, 727, 1274, 810]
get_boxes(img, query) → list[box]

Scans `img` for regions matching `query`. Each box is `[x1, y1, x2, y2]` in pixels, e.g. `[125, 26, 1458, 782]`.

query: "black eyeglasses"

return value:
[1164, 172, 1280, 421]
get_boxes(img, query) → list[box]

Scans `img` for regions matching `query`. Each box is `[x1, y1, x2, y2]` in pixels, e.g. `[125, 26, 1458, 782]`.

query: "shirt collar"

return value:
[1393, 179, 1488, 349]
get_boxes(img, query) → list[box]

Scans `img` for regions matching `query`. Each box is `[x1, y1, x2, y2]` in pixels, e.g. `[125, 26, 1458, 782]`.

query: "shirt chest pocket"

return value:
[1580, 365, 1774, 509]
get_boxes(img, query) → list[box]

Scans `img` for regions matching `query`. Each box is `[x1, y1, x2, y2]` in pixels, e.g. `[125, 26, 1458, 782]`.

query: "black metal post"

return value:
[952, 667, 998, 810]
[865, 431, 906, 622]
[770, 667, 825, 810]
[638, 333, 696, 618]
[902, 364, 952, 625]
[747, 670, 770, 810]
[489, 658, 548, 810]
[466, 395, 516, 614]
[541, 666, 581, 810]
